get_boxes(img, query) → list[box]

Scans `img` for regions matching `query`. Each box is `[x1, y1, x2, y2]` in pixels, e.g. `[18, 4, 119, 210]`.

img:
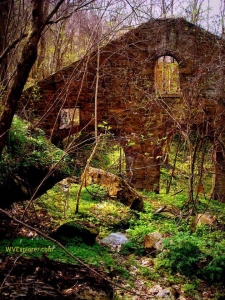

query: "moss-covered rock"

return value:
[0, 116, 72, 207]
[52, 221, 99, 246]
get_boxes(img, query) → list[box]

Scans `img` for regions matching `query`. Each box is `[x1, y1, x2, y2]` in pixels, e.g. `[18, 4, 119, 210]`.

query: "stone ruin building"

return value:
[20, 18, 225, 201]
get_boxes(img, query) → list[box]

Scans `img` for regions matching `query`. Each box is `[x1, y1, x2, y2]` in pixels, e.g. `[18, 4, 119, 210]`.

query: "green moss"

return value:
[36, 183, 133, 238]
[0, 236, 120, 273]
[0, 116, 72, 187]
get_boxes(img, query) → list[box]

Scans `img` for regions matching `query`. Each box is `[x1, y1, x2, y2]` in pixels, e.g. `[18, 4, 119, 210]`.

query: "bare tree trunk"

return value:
[190, 0, 204, 24]
[188, 139, 198, 208]
[36, 0, 50, 79]
[0, 0, 68, 158]
[194, 138, 206, 206]
[75, 137, 100, 214]
[166, 135, 181, 194]
[0, 1, 45, 157]
[220, 0, 225, 39]
[0, 0, 11, 83]
[211, 138, 225, 202]
[161, 0, 167, 18]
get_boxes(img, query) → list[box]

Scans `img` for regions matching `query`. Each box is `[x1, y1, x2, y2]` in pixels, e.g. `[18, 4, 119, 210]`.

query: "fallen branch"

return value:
[154, 205, 167, 214]
[0, 253, 24, 290]
[171, 189, 183, 196]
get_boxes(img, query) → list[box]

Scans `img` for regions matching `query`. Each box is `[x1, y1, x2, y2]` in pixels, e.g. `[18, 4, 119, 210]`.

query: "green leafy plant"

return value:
[201, 241, 225, 283]
[120, 241, 146, 256]
[155, 232, 203, 277]
[1, 116, 72, 183]
[182, 282, 199, 297]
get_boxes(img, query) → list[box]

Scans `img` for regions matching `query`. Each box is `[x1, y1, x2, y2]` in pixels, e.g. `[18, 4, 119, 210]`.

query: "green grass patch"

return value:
[36, 183, 134, 238]
[0, 236, 127, 275]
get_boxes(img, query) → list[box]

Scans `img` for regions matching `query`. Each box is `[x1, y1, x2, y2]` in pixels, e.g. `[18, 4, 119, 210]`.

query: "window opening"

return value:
[155, 56, 180, 95]
[59, 108, 80, 129]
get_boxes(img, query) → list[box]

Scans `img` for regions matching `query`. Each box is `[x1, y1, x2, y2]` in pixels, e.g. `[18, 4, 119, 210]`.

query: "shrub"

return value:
[202, 242, 225, 283]
[155, 232, 203, 277]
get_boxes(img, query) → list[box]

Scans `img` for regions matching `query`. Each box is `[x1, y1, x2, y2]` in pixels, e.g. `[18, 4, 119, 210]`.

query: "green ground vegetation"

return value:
[0, 119, 225, 299]
[1, 183, 224, 296]
[0, 116, 72, 185]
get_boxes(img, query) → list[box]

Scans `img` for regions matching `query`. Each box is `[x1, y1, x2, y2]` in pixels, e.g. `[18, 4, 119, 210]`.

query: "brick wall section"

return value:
[20, 18, 225, 197]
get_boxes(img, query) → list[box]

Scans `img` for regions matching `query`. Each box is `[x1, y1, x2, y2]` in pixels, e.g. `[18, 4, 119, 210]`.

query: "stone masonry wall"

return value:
[20, 18, 225, 197]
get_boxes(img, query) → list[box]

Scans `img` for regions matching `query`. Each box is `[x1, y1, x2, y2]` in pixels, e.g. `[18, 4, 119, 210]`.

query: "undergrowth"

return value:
[1, 132, 225, 298]
[0, 236, 129, 277]
[0, 116, 72, 185]
[36, 183, 133, 237]
[34, 181, 225, 288]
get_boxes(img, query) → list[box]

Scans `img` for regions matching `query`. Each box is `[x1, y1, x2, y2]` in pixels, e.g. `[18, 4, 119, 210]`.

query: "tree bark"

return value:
[0, 0, 70, 158]
[0, 0, 46, 157]
[0, 0, 96, 158]
[0, 0, 11, 82]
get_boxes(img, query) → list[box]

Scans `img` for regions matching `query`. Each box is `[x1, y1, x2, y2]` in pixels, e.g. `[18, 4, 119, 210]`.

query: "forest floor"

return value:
[0, 184, 225, 300]
[0, 208, 114, 300]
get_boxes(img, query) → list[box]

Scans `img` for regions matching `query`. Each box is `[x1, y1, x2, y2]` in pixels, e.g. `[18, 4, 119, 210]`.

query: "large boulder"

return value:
[81, 167, 143, 211]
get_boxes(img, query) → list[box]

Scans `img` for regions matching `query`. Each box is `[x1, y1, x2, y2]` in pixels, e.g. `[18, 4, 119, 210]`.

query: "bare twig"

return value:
[0, 253, 24, 290]
[0, 34, 28, 65]
[154, 205, 167, 214]
[75, 136, 100, 214]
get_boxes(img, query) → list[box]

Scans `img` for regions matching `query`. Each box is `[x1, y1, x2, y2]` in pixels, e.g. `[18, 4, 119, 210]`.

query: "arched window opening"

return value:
[155, 56, 180, 96]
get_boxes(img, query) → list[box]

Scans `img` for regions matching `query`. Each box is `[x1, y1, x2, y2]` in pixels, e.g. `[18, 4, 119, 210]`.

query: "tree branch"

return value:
[42, 0, 66, 30]
[0, 34, 28, 65]
[45, 0, 96, 25]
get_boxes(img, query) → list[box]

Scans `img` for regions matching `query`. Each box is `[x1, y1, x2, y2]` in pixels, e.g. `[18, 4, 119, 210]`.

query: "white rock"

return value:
[101, 232, 129, 245]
